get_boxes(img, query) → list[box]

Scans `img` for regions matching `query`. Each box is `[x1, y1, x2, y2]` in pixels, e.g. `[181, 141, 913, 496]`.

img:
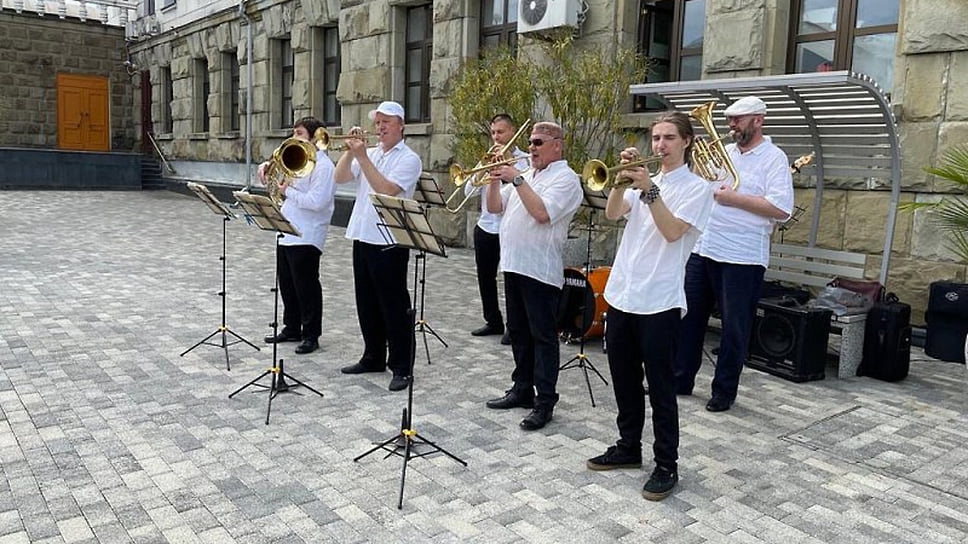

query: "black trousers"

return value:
[605, 307, 680, 472]
[504, 272, 561, 409]
[473, 225, 503, 327]
[352, 241, 413, 376]
[277, 244, 322, 340]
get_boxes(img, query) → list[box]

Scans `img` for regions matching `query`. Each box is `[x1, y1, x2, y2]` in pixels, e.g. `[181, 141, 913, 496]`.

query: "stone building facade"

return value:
[125, 0, 968, 323]
[0, 10, 136, 150]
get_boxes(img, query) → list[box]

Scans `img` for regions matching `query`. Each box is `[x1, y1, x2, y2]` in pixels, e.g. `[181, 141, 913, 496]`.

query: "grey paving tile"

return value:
[0, 191, 967, 543]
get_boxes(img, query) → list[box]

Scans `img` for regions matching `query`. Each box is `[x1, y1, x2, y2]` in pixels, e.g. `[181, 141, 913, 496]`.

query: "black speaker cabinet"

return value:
[747, 299, 832, 383]
[925, 281, 968, 363]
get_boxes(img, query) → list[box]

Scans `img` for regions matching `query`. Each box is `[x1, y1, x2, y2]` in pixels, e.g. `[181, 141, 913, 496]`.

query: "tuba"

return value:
[689, 101, 741, 190]
[264, 128, 326, 205]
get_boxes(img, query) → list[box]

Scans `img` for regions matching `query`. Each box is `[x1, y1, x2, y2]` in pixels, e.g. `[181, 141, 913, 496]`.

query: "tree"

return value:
[448, 37, 648, 173]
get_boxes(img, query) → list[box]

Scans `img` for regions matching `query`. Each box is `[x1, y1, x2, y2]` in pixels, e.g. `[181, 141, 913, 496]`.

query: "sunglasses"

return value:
[529, 137, 560, 147]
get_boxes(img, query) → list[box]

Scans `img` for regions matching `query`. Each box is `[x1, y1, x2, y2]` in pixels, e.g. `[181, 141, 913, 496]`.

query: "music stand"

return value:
[559, 186, 610, 407]
[404, 173, 449, 360]
[180, 182, 260, 370]
[228, 191, 324, 425]
[353, 194, 466, 510]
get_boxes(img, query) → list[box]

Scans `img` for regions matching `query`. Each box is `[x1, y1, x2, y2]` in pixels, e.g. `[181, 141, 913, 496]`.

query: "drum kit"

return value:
[557, 265, 611, 343]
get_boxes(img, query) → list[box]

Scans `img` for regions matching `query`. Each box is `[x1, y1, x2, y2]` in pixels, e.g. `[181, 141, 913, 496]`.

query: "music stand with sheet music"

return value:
[228, 191, 324, 425]
[559, 185, 610, 407]
[406, 173, 449, 357]
[180, 182, 260, 370]
[353, 193, 466, 510]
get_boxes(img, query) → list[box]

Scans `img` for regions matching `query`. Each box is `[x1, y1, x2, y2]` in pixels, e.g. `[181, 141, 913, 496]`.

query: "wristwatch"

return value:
[511, 175, 525, 187]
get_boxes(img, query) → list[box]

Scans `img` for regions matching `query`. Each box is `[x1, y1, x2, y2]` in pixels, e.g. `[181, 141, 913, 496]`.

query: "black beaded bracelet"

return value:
[640, 184, 661, 205]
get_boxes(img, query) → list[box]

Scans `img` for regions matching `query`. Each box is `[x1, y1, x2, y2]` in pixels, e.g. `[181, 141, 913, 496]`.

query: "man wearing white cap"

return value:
[334, 100, 422, 392]
[674, 96, 794, 412]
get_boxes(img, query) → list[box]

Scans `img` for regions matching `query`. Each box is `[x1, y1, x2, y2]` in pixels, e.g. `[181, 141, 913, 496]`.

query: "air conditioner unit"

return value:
[517, 0, 581, 34]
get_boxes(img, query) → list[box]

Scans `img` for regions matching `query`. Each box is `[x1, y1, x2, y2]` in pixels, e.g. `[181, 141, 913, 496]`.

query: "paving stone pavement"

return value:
[0, 190, 967, 544]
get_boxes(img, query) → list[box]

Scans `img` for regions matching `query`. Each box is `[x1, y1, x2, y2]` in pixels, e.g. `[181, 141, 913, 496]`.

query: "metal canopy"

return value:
[629, 71, 900, 285]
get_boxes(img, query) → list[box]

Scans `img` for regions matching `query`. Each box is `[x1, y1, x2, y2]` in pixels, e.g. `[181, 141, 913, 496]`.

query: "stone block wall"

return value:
[124, 0, 968, 324]
[0, 12, 135, 150]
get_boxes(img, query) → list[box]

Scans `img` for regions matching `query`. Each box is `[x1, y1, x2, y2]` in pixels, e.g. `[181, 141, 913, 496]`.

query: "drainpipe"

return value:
[239, 0, 253, 190]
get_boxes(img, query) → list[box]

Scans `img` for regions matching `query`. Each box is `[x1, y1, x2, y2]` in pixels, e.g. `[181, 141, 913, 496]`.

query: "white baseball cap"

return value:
[724, 96, 767, 116]
[368, 101, 405, 122]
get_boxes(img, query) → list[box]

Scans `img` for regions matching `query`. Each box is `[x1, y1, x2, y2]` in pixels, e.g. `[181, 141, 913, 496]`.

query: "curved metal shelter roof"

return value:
[629, 71, 900, 284]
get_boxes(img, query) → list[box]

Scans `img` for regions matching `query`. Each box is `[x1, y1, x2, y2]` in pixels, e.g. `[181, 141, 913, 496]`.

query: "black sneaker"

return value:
[586, 445, 642, 471]
[641, 466, 678, 501]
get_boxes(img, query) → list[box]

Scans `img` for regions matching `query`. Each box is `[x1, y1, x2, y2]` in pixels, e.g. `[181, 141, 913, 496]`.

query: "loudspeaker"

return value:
[747, 299, 832, 383]
[860, 300, 911, 381]
[925, 281, 968, 363]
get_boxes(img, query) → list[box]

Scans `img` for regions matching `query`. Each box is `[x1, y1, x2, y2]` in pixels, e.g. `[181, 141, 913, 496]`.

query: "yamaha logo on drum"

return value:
[565, 276, 587, 289]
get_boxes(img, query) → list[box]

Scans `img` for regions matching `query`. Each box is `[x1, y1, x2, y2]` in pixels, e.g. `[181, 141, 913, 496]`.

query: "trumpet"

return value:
[583, 155, 665, 191]
[317, 127, 377, 151]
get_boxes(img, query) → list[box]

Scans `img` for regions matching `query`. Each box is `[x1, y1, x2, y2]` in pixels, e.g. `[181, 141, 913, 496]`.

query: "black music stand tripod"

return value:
[227, 191, 323, 425]
[180, 182, 260, 370]
[408, 173, 450, 363]
[559, 189, 610, 407]
[353, 194, 466, 510]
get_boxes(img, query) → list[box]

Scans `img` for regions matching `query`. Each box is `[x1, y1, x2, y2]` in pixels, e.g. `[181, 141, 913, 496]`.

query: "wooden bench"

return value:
[762, 243, 870, 378]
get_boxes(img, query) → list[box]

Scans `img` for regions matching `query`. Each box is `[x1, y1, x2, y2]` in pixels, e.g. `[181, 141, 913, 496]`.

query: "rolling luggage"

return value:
[859, 296, 911, 381]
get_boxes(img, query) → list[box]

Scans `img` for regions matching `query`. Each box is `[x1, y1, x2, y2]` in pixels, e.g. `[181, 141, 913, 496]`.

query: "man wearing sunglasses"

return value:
[674, 96, 794, 412]
[482, 121, 583, 431]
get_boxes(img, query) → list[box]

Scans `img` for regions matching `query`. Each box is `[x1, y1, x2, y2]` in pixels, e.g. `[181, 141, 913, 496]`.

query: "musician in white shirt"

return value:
[482, 121, 583, 431]
[585, 112, 714, 502]
[674, 96, 794, 412]
[333, 101, 422, 393]
[465, 114, 528, 341]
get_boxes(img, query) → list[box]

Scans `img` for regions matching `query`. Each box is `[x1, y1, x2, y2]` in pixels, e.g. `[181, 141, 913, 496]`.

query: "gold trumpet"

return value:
[689, 101, 740, 189]
[317, 127, 378, 151]
[583, 156, 665, 192]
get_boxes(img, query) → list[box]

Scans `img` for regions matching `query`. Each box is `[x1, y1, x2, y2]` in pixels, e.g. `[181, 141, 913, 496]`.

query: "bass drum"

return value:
[557, 266, 611, 340]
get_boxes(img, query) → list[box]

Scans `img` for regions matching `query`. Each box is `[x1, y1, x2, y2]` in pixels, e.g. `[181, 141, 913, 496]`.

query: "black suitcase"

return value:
[859, 299, 911, 381]
[924, 281, 968, 363]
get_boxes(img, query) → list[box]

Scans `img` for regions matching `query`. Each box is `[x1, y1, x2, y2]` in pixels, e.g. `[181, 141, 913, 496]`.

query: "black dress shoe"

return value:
[471, 323, 505, 337]
[705, 397, 733, 412]
[388, 375, 411, 391]
[340, 362, 386, 374]
[294, 338, 319, 354]
[264, 332, 300, 343]
[520, 407, 553, 431]
[486, 388, 534, 409]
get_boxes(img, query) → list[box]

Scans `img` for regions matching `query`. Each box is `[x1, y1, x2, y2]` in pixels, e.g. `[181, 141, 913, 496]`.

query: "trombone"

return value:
[582, 156, 665, 191]
[443, 119, 532, 213]
[317, 127, 378, 151]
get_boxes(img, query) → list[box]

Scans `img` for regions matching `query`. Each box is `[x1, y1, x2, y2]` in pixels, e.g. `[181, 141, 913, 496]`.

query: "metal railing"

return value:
[145, 131, 176, 175]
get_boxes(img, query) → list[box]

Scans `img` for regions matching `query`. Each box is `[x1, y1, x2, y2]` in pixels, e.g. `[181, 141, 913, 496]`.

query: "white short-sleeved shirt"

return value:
[280, 151, 337, 252]
[498, 159, 583, 288]
[344, 140, 423, 245]
[604, 164, 715, 316]
[693, 136, 794, 266]
[464, 148, 529, 234]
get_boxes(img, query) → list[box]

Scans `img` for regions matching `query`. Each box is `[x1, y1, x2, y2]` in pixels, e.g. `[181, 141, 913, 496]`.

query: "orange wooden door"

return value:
[57, 73, 110, 151]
